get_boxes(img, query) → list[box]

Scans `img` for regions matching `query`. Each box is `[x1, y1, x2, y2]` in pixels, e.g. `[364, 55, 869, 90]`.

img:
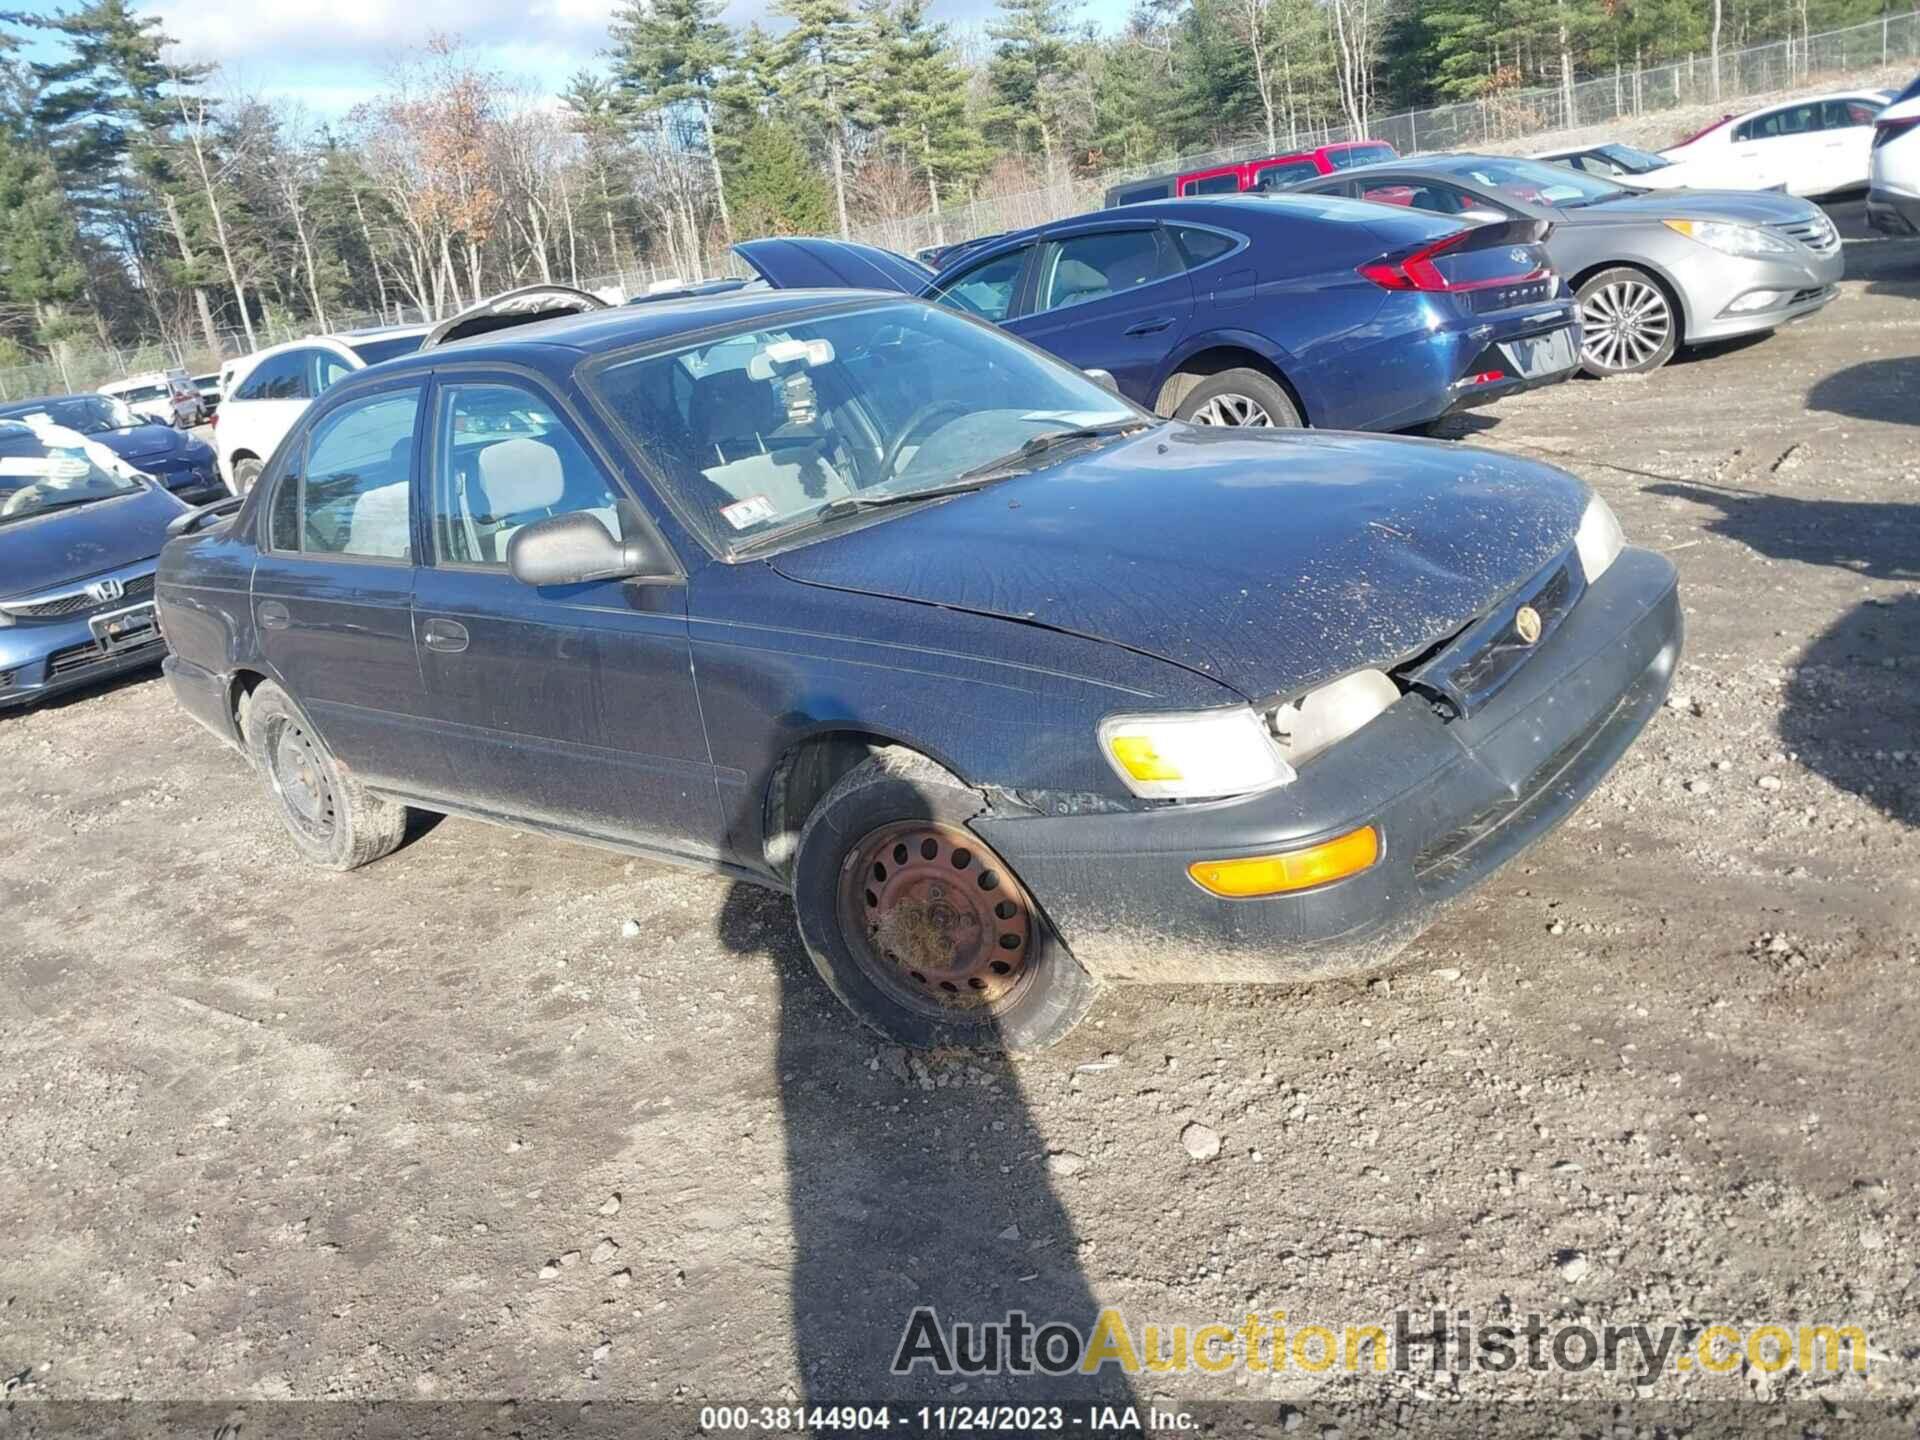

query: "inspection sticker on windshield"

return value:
[721, 495, 778, 530]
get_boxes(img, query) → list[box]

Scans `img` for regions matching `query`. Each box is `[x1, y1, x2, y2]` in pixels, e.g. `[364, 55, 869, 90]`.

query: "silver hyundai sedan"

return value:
[1291, 153, 1844, 377]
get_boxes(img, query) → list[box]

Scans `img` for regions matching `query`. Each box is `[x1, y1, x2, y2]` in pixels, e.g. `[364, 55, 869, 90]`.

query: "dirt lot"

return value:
[3, 209, 1918, 1434]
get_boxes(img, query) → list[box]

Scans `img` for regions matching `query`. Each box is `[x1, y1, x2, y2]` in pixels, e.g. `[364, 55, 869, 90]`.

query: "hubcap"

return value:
[1188, 391, 1273, 427]
[1580, 279, 1671, 373]
[837, 821, 1035, 1019]
[268, 718, 335, 841]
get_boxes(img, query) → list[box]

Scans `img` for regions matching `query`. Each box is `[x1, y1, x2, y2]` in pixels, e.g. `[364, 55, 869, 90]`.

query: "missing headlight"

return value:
[1266, 669, 1403, 766]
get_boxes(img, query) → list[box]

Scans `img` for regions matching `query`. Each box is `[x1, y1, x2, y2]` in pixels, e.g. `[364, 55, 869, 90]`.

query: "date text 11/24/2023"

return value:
[698, 1405, 1197, 1433]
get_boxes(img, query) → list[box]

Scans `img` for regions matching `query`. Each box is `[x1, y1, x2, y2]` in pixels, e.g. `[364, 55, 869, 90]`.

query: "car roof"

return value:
[0, 393, 87, 410]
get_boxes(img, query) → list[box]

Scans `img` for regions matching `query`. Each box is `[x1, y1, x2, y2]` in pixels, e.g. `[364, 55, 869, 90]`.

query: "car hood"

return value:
[0, 483, 185, 600]
[92, 423, 189, 466]
[733, 237, 935, 295]
[767, 426, 1589, 701]
[1558, 188, 1819, 224]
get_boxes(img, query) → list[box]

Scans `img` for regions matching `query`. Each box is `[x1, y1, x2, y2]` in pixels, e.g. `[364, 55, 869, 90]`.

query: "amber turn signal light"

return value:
[1187, 825, 1381, 898]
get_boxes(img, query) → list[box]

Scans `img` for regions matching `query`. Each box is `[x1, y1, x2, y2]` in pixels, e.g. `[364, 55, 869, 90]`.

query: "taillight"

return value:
[1358, 229, 1548, 293]
[1873, 115, 1920, 149]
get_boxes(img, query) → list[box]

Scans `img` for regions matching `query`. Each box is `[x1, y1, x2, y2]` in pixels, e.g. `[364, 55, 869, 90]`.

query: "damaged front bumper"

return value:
[970, 546, 1681, 984]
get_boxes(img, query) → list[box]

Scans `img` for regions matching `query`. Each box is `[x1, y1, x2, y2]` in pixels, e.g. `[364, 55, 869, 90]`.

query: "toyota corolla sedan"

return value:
[1291, 154, 1844, 376]
[156, 291, 1680, 1049]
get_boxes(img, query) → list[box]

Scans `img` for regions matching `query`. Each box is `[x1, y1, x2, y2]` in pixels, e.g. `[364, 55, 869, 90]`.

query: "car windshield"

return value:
[1893, 72, 1920, 105]
[589, 300, 1143, 555]
[0, 422, 144, 525]
[347, 334, 426, 366]
[1440, 155, 1627, 206]
[1594, 143, 1671, 173]
[0, 395, 139, 434]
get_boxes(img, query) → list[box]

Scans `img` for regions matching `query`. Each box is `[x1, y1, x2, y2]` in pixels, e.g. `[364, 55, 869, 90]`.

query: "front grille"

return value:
[1771, 213, 1839, 255]
[4, 573, 155, 620]
[46, 633, 163, 677]
[1406, 553, 1586, 718]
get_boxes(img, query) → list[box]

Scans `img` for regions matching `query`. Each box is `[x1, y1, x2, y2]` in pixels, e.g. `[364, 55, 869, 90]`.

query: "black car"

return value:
[0, 394, 226, 505]
[156, 289, 1681, 1049]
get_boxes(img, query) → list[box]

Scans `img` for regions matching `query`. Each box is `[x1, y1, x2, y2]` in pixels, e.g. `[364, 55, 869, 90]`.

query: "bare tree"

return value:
[171, 71, 259, 351]
[1326, 0, 1381, 136]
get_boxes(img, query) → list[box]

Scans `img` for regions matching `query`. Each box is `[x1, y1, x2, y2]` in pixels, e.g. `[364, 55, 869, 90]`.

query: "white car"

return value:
[1660, 89, 1894, 196]
[1868, 72, 1920, 236]
[215, 326, 427, 492]
[99, 369, 204, 428]
[1532, 141, 1703, 189]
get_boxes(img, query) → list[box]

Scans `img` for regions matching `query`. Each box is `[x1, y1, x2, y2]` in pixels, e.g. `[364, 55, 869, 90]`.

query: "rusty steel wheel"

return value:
[836, 819, 1037, 1020]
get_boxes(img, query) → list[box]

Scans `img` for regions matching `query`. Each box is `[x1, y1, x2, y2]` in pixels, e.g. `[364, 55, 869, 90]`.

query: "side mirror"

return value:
[506, 506, 677, 587]
[1084, 367, 1121, 395]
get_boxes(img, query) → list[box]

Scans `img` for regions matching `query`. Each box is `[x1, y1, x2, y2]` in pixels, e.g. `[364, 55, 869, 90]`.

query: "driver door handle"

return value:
[257, 600, 291, 631]
[422, 618, 469, 654]
[1125, 316, 1175, 336]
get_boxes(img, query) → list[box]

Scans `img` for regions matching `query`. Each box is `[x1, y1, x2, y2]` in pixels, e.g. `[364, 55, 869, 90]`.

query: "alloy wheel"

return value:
[1187, 392, 1274, 427]
[1580, 278, 1672, 373]
[836, 820, 1036, 1021]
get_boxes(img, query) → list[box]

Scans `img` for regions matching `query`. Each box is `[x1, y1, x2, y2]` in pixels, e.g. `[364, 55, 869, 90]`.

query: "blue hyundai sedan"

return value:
[0, 393, 226, 505]
[156, 290, 1677, 1049]
[726, 195, 1582, 432]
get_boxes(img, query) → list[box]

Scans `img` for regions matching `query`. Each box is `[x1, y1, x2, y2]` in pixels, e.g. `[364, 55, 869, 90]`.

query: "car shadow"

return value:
[1808, 355, 1920, 426]
[1781, 593, 1920, 827]
[714, 881, 1140, 1419]
[1673, 331, 1772, 367]
[1642, 481, 1920, 582]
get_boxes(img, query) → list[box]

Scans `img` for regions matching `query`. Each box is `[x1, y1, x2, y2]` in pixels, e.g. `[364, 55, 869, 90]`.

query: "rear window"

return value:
[1251, 160, 1319, 191]
[1110, 181, 1172, 206]
[348, 334, 426, 366]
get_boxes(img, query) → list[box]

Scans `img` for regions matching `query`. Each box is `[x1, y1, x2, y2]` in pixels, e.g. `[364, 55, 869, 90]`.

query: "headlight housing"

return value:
[1661, 218, 1798, 258]
[1266, 669, 1400, 768]
[1575, 494, 1626, 583]
[1099, 706, 1294, 800]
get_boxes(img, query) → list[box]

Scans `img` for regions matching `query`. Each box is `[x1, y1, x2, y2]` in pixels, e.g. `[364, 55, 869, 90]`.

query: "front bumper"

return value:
[972, 546, 1681, 984]
[1676, 242, 1845, 343]
[1867, 186, 1920, 237]
[0, 562, 166, 711]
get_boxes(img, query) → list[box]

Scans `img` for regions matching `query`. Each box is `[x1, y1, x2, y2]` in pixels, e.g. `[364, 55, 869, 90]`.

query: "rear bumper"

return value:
[1867, 187, 1920, 236]
[972, 546, 1681, 984]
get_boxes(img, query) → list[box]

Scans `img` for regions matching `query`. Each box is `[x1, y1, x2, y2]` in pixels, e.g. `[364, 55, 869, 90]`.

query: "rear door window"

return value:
[267, 389, 421, 559]
[1250, 160, 1319, 190]
[1033, 228, 1178, 312]
[1357, 179, 1478, 215]
[1181, 172, 1241, 195]
[927, 247, 1031, 322]
[1172, 226, 1239, 268]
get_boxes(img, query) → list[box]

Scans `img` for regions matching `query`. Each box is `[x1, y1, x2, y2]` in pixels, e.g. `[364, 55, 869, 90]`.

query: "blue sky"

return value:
[11, 0, 1132, 119]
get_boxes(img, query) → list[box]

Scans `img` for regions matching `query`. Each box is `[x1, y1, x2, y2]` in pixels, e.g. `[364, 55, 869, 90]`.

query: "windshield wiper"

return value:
[815, 480, 992, 519]
[956, 419, 1151, 482]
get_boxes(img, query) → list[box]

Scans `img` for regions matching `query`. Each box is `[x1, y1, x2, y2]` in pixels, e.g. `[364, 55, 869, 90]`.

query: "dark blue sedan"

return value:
[156, 290, 1678, 1049]
[0, 393, 226, 505]
[727, 196, 1582, 432]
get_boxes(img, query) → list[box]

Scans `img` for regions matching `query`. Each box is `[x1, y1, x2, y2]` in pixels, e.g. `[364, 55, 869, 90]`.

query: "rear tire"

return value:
[232, 457, 263, 494]
[1576, 267, 1679, 376]
[790, 747, 1097, 1051]
[244, 681, 408, 871]
[1172, 367, 1302, 428]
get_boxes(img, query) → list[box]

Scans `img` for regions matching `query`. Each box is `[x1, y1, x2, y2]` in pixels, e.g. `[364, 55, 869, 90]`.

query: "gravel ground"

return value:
[2, 209, 1918, 1436]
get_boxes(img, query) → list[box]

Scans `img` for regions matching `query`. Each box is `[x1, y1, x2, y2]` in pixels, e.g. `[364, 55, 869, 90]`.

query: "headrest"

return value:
[475, 437, 566, 517]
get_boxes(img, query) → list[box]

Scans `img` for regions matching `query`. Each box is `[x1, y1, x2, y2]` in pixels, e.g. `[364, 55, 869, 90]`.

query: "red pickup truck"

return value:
[1103, 140, 1398, 207]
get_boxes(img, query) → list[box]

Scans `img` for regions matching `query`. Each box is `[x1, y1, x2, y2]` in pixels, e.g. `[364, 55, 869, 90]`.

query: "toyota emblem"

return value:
[1514, 604, 1543, 645]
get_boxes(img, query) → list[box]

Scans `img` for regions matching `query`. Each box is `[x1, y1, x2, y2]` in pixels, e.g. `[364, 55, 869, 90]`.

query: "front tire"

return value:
[244, 681, 408, 871]
[1172, 367, 1302, 428]
[790, 748, 1098, 1051]
[232, 457, 263, 494]
[1576, 267, 1679, 376]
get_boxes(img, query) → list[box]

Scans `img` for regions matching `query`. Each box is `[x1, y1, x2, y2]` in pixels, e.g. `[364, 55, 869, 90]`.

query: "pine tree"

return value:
[772, 0, 861, 237]
[608, 0, 738, 241]
[725, 119, 834, 236]
[856, 0, 990, 220]
[985, 0, 1085, 178]
[0, 131, 88, 352]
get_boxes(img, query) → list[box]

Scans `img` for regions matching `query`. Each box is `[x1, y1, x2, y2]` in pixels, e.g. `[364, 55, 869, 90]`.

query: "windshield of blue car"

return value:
[1438, 155, 1627, 207]
[0, 423, 144, 525]
[1592, 143, 1671, 174]
[590, 300, 1143, 556]
[0, 395, 140, 434]
[346, 334, 426, 366]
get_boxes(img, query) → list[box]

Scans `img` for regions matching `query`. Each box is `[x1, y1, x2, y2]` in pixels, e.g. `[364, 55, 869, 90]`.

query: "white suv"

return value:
[216, 326, 427, 492]
[1868, 72, 1920, 237]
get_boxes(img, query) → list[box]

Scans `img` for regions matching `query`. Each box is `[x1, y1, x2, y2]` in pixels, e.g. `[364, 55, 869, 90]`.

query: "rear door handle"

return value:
[422, 618, 469, 654]
[1124, 317, 1175, 336]
[257, 600, 290, 631]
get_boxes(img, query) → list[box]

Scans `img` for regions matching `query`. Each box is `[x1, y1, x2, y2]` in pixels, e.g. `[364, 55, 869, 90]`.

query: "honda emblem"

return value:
[86, 577, 125, 604]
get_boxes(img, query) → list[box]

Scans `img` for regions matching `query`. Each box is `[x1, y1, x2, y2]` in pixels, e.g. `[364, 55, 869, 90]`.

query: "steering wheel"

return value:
[878, 401, 971, 482]
[1, 484, 52, 518]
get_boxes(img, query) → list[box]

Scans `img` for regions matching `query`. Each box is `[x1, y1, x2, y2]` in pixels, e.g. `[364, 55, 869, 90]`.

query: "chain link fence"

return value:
[5, 8, 1916, 399]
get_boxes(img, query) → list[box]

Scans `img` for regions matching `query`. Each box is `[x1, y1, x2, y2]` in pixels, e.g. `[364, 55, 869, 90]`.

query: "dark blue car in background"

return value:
[0, 393, 225, 506]
[1, 420, 184, 708]
[723, 195, 1582, 432]
[156, 289, 1677, 1050]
